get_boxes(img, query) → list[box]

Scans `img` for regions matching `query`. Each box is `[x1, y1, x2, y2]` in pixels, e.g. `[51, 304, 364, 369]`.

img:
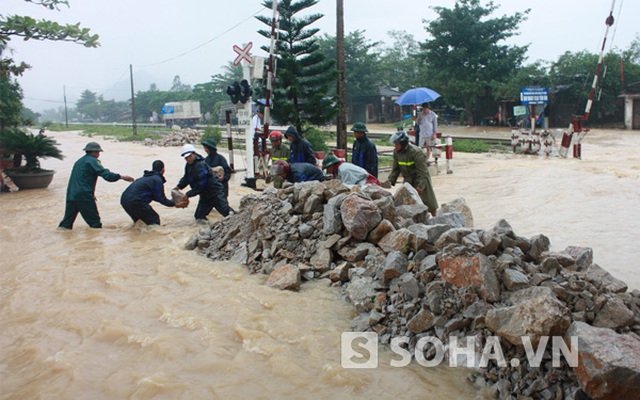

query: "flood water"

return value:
[1, 128, 638, 399]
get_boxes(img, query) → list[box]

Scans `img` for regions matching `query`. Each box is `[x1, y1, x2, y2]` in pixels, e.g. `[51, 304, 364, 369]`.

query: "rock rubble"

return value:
[186, 179, 640, 400]
[143, 127, 202, 147]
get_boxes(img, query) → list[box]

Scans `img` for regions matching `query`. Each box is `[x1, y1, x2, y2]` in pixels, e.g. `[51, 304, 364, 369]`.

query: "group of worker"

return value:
[58, 140, 233, 229]
[58, 119, 438, 229]
[268, 121, 438, 217]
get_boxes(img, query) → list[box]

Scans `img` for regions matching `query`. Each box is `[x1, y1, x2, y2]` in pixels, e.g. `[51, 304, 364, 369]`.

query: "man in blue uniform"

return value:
[351, 122, 378, 177]
[201, 139, 232, 198]
[58, 142, 134, 229]
[174, 144, 231, 221]
[120, 160, 188, 225]
[270, 160, 324, 188]
[284, 126, 316, 165]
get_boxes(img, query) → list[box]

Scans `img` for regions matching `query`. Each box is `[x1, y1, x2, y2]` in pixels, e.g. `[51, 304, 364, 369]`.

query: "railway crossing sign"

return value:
[233, 42, 253, 66]
[237, 109, 251, 127]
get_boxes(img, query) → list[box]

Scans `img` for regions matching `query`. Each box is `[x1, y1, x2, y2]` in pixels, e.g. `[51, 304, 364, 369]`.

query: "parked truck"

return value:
[162, 100, 201, 127]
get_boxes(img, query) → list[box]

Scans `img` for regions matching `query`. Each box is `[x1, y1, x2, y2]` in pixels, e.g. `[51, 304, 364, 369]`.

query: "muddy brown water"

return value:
[1, 128, 638, 399]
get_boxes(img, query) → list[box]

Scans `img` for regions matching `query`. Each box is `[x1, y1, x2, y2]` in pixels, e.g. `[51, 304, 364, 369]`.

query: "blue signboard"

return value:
[520, 87, 548, 105]
[161, 105, 175, 114]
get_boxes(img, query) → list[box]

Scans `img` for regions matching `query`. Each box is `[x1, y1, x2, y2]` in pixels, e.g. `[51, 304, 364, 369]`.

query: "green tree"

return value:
[547, 48, 639, 124]
[170, 75, 191, 92]
[421, 0, 529, 124]
[210, 62, 243, 91]
[0, 1, 99, 47]
[378, 30, 422, 91]
[256, 0, 337, 130]
[317, 30, 381, 100]
[0, 1, 98, 130]
[0, 70, 24, 129]
[76, 89, 99, 120]
[192, 81, 226, 120]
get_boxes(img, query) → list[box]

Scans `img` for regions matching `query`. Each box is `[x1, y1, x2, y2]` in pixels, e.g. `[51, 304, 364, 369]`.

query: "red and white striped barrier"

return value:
[445, 135, 453, 174]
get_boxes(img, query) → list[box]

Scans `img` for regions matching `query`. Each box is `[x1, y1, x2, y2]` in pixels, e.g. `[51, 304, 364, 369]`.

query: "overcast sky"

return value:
[5, 0, 639, 112]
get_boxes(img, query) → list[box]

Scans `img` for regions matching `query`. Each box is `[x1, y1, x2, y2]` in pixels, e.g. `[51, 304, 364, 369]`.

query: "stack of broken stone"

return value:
[143, 127, 202, 147]
[186, 179, 640, 400]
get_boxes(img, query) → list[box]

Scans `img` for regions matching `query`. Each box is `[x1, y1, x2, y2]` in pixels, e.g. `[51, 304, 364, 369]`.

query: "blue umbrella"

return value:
[394, 87, 441, 105]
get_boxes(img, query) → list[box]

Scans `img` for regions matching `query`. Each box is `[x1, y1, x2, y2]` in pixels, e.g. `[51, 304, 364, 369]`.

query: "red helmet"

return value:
[269, 131, 283, 141]
[270, 160, 290, 175]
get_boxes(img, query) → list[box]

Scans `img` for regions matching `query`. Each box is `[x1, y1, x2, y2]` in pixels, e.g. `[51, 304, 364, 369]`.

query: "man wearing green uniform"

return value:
[58, 142, 133, 229]
[268, 130, 289, 187]
[386, 131, 438, 216]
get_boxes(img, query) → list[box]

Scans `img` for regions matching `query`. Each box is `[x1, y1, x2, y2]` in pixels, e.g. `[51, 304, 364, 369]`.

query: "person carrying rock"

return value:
[267, 130, 289, 187]
[321, 154, 380, 186]
[350, 122, 378, 177]
[384, 131, 438, 216]
[284, 126, 316, 165]
[120, 160, 188, 225]
[270, 160, 324, 188]
[174, 144, 231, 222]
[58, 142, 134, 229]
[201, 139, 232, 198]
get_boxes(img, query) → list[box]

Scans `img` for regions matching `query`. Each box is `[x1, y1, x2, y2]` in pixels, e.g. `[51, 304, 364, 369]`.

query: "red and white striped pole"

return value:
[445, 135, 453, 174]
[570, 0, 615, 158]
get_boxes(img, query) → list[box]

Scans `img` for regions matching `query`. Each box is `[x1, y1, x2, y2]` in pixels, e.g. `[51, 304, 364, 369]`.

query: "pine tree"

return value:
[257, 0, 337, 131]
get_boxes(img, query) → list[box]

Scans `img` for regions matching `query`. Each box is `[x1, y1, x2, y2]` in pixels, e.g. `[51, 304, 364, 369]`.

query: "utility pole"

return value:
[130, 64, 137, 136]
[336, 0, 347, 150]
[63, 85, 68, 127]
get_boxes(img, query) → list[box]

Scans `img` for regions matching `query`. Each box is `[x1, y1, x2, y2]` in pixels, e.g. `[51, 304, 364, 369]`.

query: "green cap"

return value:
[201, 139, 217, 150]
[83, 142, 103, 152]
[350, 122, 368, 133]
[322, 154, 340, 169]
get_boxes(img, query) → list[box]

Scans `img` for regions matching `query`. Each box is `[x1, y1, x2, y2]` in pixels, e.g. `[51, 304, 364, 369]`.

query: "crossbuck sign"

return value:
[233, 42, 253, 66]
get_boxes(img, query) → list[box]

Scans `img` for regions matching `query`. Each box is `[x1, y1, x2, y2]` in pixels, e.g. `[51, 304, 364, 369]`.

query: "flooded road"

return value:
[1, 128, 638, 399]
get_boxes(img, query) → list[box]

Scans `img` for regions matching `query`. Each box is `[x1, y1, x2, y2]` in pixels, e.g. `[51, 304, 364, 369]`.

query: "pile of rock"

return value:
[186, 180, 640, 400]
[143, 127, 202, 147]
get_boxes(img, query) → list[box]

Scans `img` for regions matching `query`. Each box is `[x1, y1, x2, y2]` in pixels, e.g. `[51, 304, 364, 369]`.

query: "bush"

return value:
[201, 125, 222, 144]
[302, 127, 329, 153]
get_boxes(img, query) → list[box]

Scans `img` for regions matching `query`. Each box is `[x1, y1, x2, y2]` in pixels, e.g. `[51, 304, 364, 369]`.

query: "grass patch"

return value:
[47, 123, 167, 141]
[452, 139, 489, 153]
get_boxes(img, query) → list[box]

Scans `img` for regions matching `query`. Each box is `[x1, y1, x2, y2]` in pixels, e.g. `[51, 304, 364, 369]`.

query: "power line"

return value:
[136, 8, 265, 68]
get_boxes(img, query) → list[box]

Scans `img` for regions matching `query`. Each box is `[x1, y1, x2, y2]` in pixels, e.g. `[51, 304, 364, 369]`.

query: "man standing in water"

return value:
[174, 144, 230, 222]
[59, 142, 134, 229]
[120, 160, 188, 225]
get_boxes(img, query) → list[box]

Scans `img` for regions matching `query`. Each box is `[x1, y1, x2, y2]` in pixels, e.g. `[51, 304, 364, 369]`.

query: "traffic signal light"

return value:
[226, 81, 241, 104]
[239, 79, 252, 104]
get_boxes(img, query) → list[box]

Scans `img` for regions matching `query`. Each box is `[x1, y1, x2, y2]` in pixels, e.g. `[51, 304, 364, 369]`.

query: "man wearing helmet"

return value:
[350, 122, 378, 177]
[59, 142, 134, 229]
[173, 143, 231, 221]
[321, 154, 379, 186]
[269, 160, 324, 189]
[386, 131, 438, 216]
[268, 130, 289, 187]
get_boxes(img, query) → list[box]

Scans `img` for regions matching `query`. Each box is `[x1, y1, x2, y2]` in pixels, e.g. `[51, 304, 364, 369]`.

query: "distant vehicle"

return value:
[162, 100, 201, 127]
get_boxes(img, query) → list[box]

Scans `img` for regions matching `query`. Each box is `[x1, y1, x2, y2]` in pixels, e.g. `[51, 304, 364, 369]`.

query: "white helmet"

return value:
[390, 130, 409, 144]
[181, 144, 196, 157]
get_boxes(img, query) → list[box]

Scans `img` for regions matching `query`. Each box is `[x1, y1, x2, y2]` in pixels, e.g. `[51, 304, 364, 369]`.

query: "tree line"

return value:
[3, 0, 640, 131]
